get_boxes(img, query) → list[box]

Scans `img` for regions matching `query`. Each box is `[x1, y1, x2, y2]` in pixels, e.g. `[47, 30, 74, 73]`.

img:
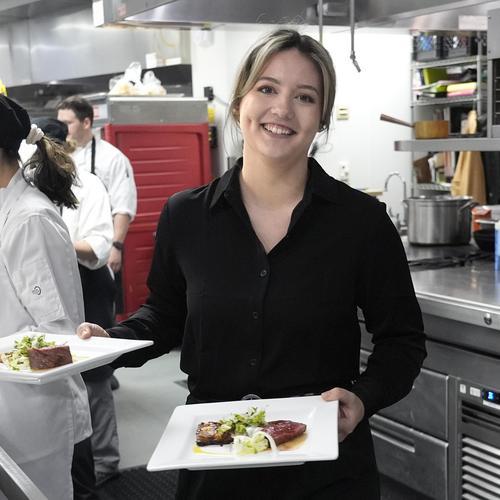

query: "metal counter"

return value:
[0, 446, 46, 500]
[403, 239, 500, 331]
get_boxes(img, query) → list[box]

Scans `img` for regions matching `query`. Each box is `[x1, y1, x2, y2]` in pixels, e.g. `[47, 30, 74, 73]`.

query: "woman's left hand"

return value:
[321, 387, 365, 442]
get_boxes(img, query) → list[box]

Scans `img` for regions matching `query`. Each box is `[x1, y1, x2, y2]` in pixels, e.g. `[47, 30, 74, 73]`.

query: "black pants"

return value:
[79, 264, 116, 384]
[79, 264, 116, 329]
[114, 270, 124, 314]
[72, 438, 99, 500]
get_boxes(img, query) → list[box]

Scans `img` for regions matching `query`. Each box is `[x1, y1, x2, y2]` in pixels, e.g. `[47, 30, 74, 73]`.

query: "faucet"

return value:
[384, 171, 408, 235]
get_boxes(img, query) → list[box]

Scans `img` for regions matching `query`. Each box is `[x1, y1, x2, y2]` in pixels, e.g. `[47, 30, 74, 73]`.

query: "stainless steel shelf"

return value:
[413, 55, 486, 69]
[412, 96, 484, 106]
[395, 138, 500, 152]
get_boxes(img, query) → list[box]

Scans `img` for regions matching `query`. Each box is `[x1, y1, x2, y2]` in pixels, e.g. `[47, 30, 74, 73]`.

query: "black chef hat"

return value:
[36, 117, 68, 143]
[0, 95, 31, 151]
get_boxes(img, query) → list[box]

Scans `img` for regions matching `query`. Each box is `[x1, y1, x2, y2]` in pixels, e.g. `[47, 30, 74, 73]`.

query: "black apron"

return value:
[79, 264, 116, 382]
[91, 136, 125, 314]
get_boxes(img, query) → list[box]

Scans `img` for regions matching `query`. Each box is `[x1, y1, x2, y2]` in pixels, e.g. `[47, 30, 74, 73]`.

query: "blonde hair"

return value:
[228, 29, 336, 132]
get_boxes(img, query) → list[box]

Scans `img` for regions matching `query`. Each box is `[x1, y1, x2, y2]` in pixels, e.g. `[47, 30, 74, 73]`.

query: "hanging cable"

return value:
[318, 0, 323, 44]
[350, 0, 361, 72]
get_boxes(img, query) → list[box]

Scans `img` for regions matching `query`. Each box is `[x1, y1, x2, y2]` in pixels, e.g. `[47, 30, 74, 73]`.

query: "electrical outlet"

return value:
[338, 161, 350, 184]
[336, 106, 349, 120]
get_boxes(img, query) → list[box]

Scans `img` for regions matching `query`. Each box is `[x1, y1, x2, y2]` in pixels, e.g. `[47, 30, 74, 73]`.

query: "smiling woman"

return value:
[77, 29, 426, 500]
[237, 49, 322, 167]
[229, 29, 335, 132]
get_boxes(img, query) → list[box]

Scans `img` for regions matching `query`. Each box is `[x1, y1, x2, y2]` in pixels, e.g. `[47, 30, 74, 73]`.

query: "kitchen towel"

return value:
[451, 111, 487, 204]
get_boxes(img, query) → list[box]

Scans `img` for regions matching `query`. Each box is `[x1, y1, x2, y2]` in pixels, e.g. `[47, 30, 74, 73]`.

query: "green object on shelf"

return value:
[422, 67, 448, 85]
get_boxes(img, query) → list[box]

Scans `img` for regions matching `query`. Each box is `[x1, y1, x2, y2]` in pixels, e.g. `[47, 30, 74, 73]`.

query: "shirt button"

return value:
[259, 269, 268, 277]
[249, 358, 257, 367]
[32, 286, 42, 295]
[252, 311, 259, 320]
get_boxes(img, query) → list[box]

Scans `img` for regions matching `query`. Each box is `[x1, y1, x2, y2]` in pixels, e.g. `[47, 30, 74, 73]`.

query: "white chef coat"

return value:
[0, 169, 92, 500]
[72, 136, 137, 220]
[62, 168, 113, 270]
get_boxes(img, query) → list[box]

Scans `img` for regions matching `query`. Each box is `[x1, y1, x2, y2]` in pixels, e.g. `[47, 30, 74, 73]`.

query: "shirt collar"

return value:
[0, 169, 26, 228]
[74, 135, 97, 155]
[209, 158, 243, 209]
[0, 168, 23, 205]
[306, 157, 342, 204]
[209, 157, 342, 210]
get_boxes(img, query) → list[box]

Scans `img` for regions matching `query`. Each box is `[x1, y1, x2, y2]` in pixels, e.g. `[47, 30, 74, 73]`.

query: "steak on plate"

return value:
[28, 345, 73, 370]
[196, 422, 233, 446]
[262, 420, 307, 445]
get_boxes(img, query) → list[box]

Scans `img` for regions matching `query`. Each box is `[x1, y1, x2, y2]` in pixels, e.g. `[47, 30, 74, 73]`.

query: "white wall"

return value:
[191, 25, 413, 220]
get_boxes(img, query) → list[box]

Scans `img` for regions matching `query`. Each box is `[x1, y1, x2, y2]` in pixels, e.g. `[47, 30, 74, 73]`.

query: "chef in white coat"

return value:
[0, 95, 92, 500]
[57, 96, 137, 277]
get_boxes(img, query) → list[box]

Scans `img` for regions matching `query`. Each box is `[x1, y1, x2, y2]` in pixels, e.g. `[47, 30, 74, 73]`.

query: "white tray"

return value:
[0, 332, 153, 384]
[147, 396, 338, 471]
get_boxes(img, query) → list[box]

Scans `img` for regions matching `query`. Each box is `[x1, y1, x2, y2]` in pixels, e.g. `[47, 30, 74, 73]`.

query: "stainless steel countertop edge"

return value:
[416, 291, 500, 330]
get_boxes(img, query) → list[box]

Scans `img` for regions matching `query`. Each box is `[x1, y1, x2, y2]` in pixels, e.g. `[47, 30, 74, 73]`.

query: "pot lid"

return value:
[409, 195, 473, 202]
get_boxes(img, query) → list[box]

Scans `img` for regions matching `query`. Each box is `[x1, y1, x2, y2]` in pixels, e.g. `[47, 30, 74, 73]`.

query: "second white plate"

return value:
[0, 332, 153, 384]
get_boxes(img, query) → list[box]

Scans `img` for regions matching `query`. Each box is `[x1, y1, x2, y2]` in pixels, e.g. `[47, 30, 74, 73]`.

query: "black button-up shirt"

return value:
[111, 158, 426, 417]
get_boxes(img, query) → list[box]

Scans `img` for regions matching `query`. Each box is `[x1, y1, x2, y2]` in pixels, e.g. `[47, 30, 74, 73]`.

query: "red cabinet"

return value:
[104, 123, 211, 317]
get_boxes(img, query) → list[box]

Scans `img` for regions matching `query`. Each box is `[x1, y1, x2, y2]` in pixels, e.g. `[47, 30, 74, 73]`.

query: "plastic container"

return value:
[495, 220, 500, 271]
[413, 34, 443, 61]
[472, 206, 492, 232]
[442, 33, 487, 59]
[442, 35, 477, 58]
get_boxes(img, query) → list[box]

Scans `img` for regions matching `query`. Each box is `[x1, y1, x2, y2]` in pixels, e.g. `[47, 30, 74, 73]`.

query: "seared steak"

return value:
[262, 420, 307, 445]
[28, 345, 73, 370]
[196, 422, 233, 446]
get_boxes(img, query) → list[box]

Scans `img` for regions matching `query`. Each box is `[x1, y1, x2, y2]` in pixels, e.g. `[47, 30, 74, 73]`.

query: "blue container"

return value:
[495, 221, 500, 271]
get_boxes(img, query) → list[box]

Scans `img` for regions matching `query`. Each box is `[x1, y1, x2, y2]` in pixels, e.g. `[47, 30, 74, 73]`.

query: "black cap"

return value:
[0, 95, 31, 151]
[36, 117, 68, 143]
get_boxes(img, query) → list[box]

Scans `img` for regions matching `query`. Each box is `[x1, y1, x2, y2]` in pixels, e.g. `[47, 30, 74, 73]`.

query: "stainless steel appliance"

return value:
[85, 94, 208, 128]
[488, 8, 500, 138]
[360, 348, 450, 499]
[360, 239, 500, 499]
[457, 379, 500, 499]
[405, 195, 474, 245]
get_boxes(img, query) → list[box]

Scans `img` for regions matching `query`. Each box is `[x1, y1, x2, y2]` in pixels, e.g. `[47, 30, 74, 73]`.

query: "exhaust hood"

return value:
[94, 0, 350, 28]
[96, 0, 500, 29]
[0, 0, 88, 25]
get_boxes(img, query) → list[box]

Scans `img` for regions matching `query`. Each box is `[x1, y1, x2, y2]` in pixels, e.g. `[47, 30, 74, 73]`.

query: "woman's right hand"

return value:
[77, 322, 110, 339]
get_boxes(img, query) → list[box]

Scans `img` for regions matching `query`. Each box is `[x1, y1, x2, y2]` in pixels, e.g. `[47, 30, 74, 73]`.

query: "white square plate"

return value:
[0, 332, 153, 384]
[147, 396, 338, 471]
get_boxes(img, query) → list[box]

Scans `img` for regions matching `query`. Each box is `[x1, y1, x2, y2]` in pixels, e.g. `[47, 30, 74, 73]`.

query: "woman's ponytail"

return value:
[23, 136, 78, 209]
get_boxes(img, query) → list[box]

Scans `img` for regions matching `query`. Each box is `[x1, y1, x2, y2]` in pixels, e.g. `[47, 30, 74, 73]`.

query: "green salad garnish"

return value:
[217, 407, 267, 436]
[1, 335, 55, 371]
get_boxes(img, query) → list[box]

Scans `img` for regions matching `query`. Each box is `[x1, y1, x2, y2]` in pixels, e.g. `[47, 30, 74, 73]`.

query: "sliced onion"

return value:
[253, 431, 278, 456]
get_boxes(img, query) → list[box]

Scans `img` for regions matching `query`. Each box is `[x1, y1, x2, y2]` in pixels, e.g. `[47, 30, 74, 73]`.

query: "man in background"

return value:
[57, 95, 137, 281]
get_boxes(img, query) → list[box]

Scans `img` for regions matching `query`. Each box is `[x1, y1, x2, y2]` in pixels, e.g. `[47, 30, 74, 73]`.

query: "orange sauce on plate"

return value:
[277, 432, 307, 451]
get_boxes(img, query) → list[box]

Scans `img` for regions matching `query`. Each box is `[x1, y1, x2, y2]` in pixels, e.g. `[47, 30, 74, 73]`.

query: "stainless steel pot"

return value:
[404, 195, 476, 245]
